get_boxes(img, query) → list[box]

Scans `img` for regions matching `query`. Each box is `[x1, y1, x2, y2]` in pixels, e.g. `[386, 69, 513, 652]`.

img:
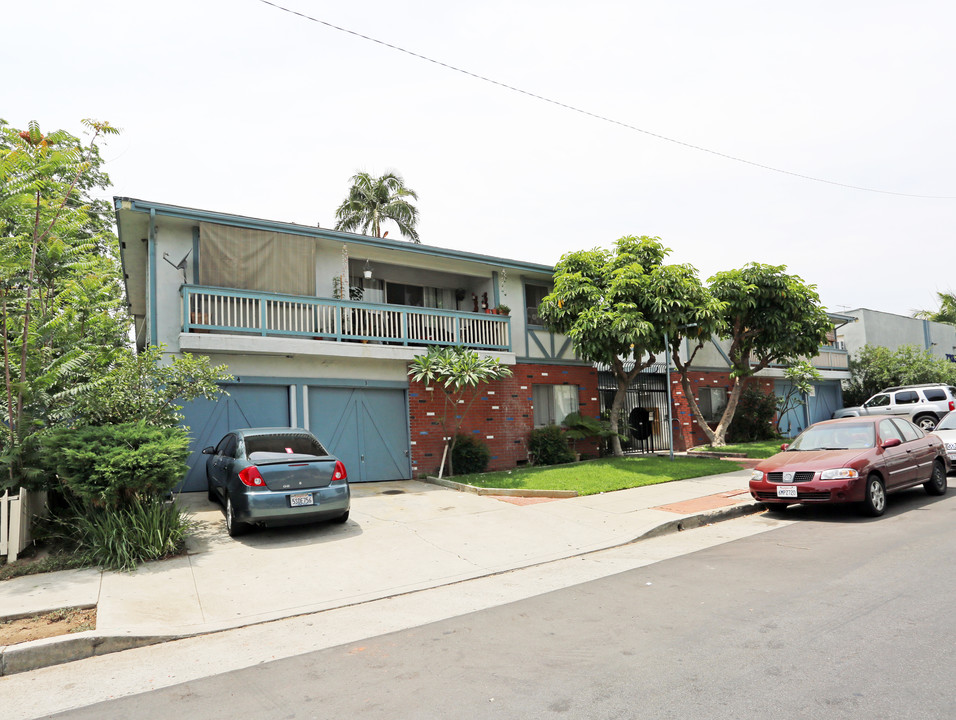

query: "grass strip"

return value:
[449, 455, 740, 496]
[691, 440, 785, 459]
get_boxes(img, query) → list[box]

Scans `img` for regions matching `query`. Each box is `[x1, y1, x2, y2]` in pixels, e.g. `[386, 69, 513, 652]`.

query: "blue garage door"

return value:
[307, 387, 411, 483]
[179, 384, 291, 492]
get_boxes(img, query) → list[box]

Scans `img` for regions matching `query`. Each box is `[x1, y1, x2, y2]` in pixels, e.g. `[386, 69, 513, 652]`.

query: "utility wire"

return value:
[257, 0, 955, 200]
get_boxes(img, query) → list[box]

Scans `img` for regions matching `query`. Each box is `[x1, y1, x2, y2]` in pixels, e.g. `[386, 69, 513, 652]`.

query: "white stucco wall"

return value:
[839, 308, 956, 361]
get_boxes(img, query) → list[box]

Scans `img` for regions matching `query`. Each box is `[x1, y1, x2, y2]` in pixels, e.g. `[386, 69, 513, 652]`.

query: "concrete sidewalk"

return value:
[0, 468, 763, 675]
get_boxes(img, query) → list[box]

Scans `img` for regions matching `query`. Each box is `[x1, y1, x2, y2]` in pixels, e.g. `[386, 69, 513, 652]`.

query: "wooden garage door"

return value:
[307, 387, 411, 483]
[179, 384, 291, 492]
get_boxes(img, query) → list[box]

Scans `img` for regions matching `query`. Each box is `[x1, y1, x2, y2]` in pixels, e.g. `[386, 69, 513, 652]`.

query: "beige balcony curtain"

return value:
[198, 222, 316, 295]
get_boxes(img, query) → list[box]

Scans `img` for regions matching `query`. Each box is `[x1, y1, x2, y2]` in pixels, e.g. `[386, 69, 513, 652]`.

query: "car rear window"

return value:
[244, 434, 328, 457]
[923, 389, 946, 401]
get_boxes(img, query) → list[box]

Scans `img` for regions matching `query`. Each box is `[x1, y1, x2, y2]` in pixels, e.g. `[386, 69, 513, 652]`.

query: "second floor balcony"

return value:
[182, 285, 511, 352]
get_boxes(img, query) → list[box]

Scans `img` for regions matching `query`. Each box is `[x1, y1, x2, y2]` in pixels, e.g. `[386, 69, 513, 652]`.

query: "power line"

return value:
[256, 0, 955, 200]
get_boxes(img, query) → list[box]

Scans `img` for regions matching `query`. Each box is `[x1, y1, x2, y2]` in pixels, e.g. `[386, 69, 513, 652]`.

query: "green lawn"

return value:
[448, 455, 741, 496]
[692, 439, 786, 459]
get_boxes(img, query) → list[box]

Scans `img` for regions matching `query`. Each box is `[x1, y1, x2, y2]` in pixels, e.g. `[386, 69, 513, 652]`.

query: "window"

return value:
[894, 390, 919, 405]
[216, 434, 238, 458]
[923, 388, 947, 401]
[892, 419, 922, 442]
[879, 419, 904, 443]
[697, 388, 728, 423]
[385, 282, 448, 309]
[532, 384, 579, 427]
[525, 284, 550, 326]
[865, 394, 890, 408]
[245, 433, 328, 457]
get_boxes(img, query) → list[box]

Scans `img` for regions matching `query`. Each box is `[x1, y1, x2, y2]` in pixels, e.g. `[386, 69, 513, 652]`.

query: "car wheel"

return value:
[914, 414, 938, 432]
[765, 504, 789, 514]
[861, 475, 886, 517]
[225, 495, 248, 537]
[331, 509, 350, 524]
[924, 460, 947, 496]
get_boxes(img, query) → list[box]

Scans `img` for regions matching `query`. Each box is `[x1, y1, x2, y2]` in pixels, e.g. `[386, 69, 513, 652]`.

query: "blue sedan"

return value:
[204, 427, 350, 537]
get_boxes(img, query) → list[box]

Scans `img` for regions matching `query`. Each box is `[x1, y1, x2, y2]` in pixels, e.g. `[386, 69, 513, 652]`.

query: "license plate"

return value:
[290, 493, 314, 507]
[776, 485, 798, 498]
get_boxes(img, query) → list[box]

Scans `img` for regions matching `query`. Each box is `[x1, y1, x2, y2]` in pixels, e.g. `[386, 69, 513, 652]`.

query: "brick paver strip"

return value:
[654, 492, 749, 515]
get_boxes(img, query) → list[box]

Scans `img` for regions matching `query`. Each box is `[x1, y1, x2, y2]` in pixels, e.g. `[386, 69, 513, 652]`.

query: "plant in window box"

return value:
[495, 304, 510, 316]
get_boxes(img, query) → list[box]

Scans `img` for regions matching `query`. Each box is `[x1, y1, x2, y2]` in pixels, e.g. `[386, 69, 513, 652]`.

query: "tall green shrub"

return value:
[529, 425, 575, 465]
[727, 385, 779, 443]
[451, 434, 491, 475]
[40, 422, 190, 508]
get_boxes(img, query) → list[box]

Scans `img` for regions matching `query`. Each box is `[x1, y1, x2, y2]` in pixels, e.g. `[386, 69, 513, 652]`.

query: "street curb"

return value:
[0, 631, 179, 676]
[0, 498, 766, 677]
[422, 476, 578, 498]
[634, 500, 767, 542]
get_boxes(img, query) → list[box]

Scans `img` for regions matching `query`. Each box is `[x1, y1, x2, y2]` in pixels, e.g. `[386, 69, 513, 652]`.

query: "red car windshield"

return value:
[244, 434, 328, 457]
[789, 424, 875, 451]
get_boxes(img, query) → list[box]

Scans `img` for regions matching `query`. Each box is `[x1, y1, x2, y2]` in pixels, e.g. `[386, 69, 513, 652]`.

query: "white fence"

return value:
[1, 488, 47, 562]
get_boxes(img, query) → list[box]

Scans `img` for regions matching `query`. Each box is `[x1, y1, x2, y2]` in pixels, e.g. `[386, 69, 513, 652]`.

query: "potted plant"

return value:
[496, 303, 510, 316]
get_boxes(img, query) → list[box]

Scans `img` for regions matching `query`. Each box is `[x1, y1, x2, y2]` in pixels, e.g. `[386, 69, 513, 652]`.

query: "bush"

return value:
[727, 385, 779, 443]
[529, 425, 575, 465]
[452, 434, 491, 475]
[57, 496, 191, 571]
[40, 422, 190, 508]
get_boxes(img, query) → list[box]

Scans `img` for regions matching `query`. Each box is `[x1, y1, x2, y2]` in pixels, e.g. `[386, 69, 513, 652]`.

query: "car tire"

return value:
[914, 414, 938, 432]
[225, 495, 248, 537]
[332, 509, 350, 524]
[765, 504, 789, 514]
[924, 460, 947, 496]
[861, 475, 887, 517]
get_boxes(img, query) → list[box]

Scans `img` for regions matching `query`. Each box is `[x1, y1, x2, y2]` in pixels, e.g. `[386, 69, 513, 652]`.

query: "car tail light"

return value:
[949, 400, 954, 411]
[331, 460, 348, 483]
[238, 466, 266, 487]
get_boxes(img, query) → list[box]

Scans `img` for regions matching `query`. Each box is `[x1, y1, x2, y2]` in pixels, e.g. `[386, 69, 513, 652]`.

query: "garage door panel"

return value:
[180, 385, 290, 492]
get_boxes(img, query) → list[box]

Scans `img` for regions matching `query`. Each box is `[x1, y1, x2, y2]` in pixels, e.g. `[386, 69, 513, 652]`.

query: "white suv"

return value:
[834, 384, 956, 431]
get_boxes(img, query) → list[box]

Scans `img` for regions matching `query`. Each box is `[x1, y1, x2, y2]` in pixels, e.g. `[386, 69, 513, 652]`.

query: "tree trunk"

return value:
[608, 378, 629, 456]
[711, 376, 745, 446]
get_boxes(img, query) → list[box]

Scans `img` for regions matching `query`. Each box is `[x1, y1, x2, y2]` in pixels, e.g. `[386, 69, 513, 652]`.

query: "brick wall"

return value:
[669, 371, 774, 451]
[408, 363, 600, 477]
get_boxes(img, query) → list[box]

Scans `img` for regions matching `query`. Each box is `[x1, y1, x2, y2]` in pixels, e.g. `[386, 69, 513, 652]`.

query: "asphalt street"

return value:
[43, 484, 956, 720]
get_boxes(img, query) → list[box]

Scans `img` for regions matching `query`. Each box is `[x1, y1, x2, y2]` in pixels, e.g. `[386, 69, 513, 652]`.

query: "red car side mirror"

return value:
[780, 443, 789, 451]
[881, 438, 901, 449]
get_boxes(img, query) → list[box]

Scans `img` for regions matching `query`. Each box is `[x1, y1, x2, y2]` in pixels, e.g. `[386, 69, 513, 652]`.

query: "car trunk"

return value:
[248, 452, 337, 490]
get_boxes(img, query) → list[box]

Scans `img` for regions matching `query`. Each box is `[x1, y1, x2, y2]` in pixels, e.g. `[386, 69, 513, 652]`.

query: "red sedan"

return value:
[749, 416, 949, 516]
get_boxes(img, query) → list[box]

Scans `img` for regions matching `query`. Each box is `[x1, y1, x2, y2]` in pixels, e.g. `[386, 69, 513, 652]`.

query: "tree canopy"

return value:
[914, 291, 956, 326]
[843, 344, 956, 407]
[681, 262, 832, 446]
[334, 171, 420, 242]
[539, 236, 723, 455]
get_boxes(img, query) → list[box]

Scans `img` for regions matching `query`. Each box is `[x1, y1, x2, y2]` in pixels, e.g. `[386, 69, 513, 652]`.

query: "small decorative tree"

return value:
[407, 347, 513, 476]
[775, 361, 822, 435]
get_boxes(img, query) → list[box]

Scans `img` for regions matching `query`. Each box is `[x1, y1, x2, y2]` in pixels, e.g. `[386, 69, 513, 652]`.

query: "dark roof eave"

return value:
[113, 197, 556, 275]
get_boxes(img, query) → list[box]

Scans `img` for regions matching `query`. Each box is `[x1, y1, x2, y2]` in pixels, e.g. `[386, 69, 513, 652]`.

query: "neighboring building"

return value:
[837, 308, 956, 362]
[114, 198, 598, 491]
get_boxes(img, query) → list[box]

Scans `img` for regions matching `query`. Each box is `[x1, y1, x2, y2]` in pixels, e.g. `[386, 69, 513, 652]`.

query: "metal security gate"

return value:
[179, 384, 292, 492]
[598, 370, 671, 453]
[307, 387, 411, 483]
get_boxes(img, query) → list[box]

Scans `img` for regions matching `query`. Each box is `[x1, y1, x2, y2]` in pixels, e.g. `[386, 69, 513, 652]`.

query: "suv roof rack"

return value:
[881, 383, 948, 392]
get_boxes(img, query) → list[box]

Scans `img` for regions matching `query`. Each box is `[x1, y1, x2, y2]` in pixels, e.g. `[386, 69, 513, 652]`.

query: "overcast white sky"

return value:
[6, 1, 954, 316]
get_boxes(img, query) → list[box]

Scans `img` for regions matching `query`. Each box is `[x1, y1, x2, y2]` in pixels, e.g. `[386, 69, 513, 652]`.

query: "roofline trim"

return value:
[114, 197, 556, 275]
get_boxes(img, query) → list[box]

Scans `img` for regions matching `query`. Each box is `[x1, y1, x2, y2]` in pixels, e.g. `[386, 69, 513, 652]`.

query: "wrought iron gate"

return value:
[598, 368, 671, 453]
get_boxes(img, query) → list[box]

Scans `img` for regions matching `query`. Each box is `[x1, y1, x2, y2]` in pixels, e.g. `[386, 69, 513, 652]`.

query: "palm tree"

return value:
[914, 291, 956, 325]
[334, 171, 420, 242]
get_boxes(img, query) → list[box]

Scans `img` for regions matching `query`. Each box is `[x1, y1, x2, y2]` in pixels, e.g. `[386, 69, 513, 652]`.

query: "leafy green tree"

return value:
[914, 291, 956, 325]
[66, 344, 234, 428]
[0, 118, 126, 487]
[334, 171, 420, 242]
[407, 346, 513, 476]
[681, 263, 831, 447]
[843, 344, 956, 406]
[539, 236, 723, 455]
[775, 360, 823, 435]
